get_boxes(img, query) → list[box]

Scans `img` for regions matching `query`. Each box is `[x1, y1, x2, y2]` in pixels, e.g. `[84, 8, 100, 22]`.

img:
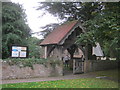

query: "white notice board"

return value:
[11, 46, 28, 58]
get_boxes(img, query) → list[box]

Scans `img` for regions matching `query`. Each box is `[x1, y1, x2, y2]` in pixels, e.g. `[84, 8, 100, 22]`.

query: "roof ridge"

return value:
[60, 20, 78, 26]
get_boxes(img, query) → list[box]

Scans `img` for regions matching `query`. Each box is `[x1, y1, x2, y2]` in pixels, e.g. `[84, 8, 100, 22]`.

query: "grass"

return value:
[2, 78, 118, 88]
[88, 69, 118, 79]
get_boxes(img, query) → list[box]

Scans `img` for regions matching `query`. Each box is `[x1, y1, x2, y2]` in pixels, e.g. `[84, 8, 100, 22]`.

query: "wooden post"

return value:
[44, 46, 47, 59]
[59, 46, 63, 60]
[88, 44, 92, 60]
[85, 44, 88, 61]
[73, 59, 75, 74]
[56, 46, 63, 60]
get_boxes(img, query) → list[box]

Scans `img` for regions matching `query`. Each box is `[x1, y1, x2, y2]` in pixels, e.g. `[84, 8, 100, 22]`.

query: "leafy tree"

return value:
[27, 37, 43, 58]
[77, 2, 120, 59]
[37, 2, 120, 59]
[37, 2, 102, 42]
[38, 2, 102, 22]
[40, 23, 59, 38]
[2, 2, 31, 59]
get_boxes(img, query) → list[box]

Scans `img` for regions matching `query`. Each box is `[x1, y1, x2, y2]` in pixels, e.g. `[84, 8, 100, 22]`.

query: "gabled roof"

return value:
[93, 43, 104, 56]
[40, 20, 79, 45]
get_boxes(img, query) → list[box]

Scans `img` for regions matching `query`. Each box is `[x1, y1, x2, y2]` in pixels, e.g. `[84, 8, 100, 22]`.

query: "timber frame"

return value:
[40, 20, 93, 60]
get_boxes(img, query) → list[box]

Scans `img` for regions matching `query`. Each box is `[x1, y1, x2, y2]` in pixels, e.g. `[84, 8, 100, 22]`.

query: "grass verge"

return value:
[2, 78, 118, 88]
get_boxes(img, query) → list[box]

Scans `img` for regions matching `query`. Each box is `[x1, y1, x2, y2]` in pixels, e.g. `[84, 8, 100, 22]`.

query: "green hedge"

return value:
[2, 58, 48, 69]
[2, 58, 63, 69]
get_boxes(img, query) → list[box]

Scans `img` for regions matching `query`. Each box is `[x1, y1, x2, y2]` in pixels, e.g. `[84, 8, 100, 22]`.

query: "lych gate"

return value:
[40, 20, 93, 74]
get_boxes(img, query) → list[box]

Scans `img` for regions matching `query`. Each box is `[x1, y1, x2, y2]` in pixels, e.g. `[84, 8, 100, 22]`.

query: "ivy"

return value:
[2, 58, 48, 69]
[2, 58, 63, 70]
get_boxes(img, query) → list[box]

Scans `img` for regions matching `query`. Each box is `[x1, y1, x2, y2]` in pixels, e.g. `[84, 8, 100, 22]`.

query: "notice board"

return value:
[11, 46, 28, 58]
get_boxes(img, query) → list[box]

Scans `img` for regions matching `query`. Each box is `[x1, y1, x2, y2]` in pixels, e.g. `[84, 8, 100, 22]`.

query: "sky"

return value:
[11, 0, 60, 39]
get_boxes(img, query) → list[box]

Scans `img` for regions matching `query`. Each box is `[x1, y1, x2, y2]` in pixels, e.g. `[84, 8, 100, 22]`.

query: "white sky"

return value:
[11, 0, 60, 39]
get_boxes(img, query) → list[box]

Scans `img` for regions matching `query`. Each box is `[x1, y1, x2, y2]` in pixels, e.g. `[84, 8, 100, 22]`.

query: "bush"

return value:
[2, 58, 63, 69]
[2, 58, 48, 69]
[47, 59, 63, 69]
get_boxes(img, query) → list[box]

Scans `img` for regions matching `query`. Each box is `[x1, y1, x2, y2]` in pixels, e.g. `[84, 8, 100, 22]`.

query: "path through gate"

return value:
[73, 58, 84, 74]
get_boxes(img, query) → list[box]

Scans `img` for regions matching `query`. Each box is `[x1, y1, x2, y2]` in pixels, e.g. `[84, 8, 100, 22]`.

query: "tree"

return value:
[40, 23, 59, 38]
[77, 2, 120, 59]
[38, 2, 102, 22]
[2, 2, 31, 59]
[37, 2, 120, 59]
[27, 37, 43, 58]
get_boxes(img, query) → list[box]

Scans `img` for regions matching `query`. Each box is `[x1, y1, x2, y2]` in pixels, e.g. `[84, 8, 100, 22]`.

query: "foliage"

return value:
[37, 2, 120, 59]
[76, 31, 96, 46]
[37, 2, 103, 38]
[78, 2, 120, 59]
[2, 2, 31, 59]
[2, 58, 48, 69]
[27, 37, 42, 58]
[2, 78, 118, 88]
[38, 2, 102, 22]
[40, 23, 60, 38]
[47, 59, 63, 69]
[2, 58, 62, 69]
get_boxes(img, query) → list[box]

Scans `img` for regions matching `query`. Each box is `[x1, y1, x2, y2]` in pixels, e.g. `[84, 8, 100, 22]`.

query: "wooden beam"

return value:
[47, 45, 55, 57]
[56, 46, 63, 60]
[85, 44, 88, 60]
[78, 45, 85, 56]
[88, 44, 92, 60]
[44, 46, 47, 59]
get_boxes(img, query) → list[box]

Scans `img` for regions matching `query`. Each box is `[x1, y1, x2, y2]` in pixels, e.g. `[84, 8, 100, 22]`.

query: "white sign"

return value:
[11, 51, 19, 57]
[11, 46, 28, 58]
[20, 51, 27, 57]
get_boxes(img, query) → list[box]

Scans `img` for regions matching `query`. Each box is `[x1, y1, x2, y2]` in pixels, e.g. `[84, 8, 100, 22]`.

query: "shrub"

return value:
[2, 58, 48, 69]
[2, 58, 63, 69]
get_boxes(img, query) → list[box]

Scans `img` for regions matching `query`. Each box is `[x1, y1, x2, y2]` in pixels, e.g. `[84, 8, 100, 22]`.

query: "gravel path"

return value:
[2, 73, 96, 84]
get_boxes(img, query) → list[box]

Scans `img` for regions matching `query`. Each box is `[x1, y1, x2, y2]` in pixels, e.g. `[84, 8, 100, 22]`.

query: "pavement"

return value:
[2, 73, 96, 84]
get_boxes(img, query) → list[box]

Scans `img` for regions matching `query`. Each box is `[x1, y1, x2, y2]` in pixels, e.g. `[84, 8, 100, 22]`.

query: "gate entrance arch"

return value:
[40, 20, 93, 75]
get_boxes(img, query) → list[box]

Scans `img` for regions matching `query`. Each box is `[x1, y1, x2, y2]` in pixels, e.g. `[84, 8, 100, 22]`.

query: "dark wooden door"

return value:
[73, 58, 84, 74]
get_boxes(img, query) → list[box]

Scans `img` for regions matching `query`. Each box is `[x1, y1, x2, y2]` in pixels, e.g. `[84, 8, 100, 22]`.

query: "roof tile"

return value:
[40, 20, 78, 45]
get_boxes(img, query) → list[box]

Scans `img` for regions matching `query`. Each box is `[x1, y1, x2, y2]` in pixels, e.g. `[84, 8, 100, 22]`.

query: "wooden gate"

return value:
[73, 58, 84, 74]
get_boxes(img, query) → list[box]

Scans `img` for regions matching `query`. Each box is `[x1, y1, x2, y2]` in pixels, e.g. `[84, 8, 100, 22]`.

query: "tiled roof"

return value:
[40, 20, 78, 45]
